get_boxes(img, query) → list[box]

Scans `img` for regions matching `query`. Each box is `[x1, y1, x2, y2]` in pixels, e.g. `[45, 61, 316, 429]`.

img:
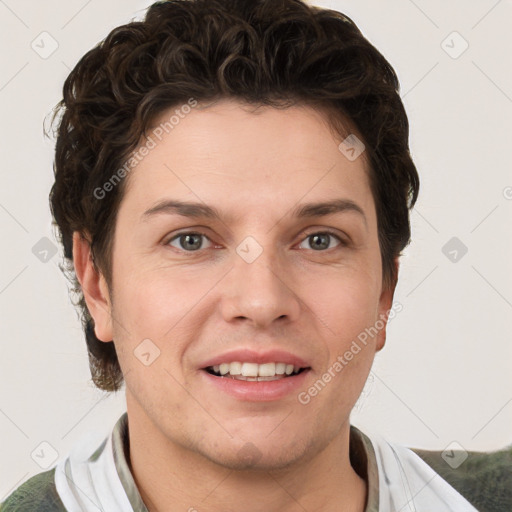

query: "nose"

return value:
[220, 242, 302, 329]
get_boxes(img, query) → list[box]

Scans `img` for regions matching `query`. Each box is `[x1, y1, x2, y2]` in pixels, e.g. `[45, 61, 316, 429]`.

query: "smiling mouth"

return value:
[204, 362, 310, 381]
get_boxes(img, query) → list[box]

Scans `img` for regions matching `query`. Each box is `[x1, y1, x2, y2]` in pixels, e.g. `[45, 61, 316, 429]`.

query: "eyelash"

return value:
[164, 229, 347, 254]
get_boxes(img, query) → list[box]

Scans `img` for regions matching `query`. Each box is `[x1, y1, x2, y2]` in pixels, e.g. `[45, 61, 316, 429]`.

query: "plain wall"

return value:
[1, 0, 511, 499]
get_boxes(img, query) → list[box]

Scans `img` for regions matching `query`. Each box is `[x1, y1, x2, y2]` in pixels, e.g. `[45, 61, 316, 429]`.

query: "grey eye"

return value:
[299, 232, 341, 251]
[168, 233, 210, 251]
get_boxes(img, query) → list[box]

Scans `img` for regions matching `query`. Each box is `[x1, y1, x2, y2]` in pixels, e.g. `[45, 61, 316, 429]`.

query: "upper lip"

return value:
[200, 349, 311, 369]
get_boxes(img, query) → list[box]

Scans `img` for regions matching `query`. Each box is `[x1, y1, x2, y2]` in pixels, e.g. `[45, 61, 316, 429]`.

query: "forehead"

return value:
[120, 98, 374, 222]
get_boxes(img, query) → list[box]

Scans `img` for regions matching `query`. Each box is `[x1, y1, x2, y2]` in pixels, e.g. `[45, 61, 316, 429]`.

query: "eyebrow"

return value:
[141, 198, 367, 226]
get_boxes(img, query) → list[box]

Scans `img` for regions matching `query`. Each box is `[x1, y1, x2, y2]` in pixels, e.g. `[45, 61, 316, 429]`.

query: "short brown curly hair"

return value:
[49, 0, 419, 393]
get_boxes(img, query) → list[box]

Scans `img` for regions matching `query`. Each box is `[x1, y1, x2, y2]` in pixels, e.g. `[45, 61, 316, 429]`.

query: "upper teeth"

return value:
[211, 362, 300, 377]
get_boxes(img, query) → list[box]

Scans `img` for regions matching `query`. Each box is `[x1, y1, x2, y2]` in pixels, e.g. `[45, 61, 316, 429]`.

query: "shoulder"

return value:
[411, 445, 512, 512]
[1, 468, 67, 512]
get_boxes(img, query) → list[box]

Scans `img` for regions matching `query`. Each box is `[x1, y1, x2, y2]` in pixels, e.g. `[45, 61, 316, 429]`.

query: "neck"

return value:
[125, 398, 367, 512]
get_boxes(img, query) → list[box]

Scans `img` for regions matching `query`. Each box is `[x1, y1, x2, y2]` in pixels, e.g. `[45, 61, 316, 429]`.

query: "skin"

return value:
[73, 98, 398, 512]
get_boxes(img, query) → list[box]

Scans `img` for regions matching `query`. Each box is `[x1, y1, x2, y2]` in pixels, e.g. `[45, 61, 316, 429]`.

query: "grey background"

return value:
[1, 0, 511, 498]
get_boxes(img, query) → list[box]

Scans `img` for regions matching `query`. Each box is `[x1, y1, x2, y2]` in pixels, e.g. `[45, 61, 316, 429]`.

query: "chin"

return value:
[200, 434, 320, 472]
[205, 449, 305, 472]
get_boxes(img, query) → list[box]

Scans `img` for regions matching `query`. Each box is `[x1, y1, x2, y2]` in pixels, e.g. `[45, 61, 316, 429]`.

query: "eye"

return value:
[298, 231, 344, 251]
[164, 230, 346, 253]
[166, 232, 213, 252]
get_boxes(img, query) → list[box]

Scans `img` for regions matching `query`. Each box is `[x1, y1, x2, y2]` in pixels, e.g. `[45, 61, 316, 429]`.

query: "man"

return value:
[2, 0, 504, 510]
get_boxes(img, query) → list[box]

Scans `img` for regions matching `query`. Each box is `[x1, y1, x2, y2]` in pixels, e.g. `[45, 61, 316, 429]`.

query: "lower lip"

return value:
[200, 369, 311, 401]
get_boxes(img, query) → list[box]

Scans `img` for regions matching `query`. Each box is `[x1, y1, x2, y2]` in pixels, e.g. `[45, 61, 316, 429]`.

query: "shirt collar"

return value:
[112, 413, 379, 512]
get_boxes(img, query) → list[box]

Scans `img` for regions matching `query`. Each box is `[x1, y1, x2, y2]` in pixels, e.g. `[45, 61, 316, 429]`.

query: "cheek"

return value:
[111, 263, 223, 362]
[112, 264, 192, 329]
[304, 270, 380, 340]
[311, 272, 380, 396]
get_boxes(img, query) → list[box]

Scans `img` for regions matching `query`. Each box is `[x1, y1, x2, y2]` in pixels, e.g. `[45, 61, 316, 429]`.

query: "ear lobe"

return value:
[375, 258, 399, 352]
[72, 231, 113, 342]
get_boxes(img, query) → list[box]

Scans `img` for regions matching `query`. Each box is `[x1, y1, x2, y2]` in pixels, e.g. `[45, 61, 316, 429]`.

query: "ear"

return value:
[72, 231, 113, 342]
[375, 258, 399, 352]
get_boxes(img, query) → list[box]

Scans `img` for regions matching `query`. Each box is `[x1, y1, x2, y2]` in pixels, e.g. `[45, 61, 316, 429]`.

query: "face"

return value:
[86, 98, 395, 470]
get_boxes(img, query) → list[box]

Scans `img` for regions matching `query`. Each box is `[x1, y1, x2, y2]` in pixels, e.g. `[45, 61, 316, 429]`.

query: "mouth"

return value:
[198, 349, 312, 401]
[203, 362, 310, 381]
